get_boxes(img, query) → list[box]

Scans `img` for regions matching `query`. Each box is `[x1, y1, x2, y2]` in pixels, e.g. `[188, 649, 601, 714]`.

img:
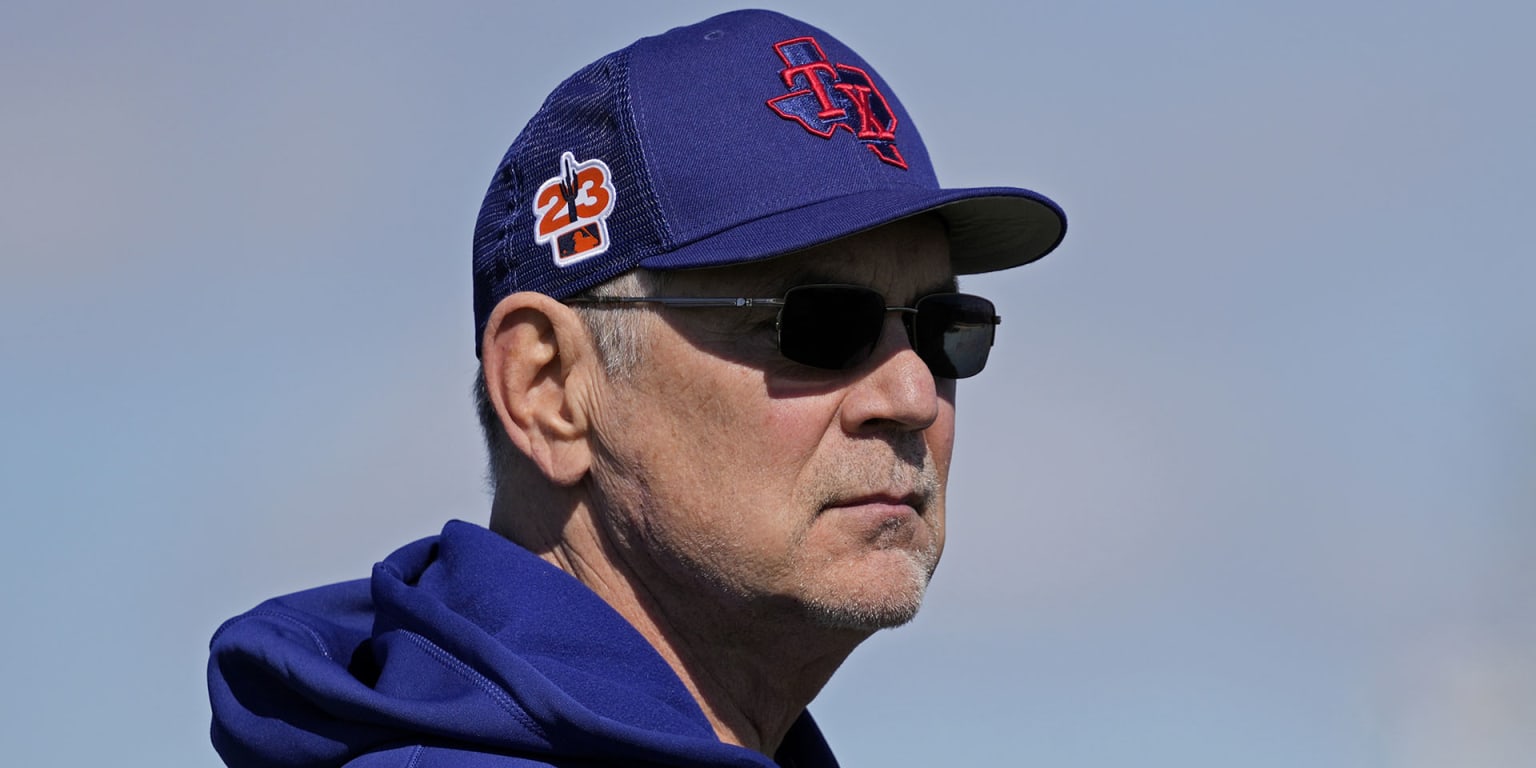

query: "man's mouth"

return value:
[823, 491, 926, 517]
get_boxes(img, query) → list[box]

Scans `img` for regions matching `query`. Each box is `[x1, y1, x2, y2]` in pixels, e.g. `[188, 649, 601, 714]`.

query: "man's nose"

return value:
[839, 313, 941, 434]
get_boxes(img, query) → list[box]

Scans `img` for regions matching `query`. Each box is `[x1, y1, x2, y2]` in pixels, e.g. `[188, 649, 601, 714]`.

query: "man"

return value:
[209, 9, 1064, 767]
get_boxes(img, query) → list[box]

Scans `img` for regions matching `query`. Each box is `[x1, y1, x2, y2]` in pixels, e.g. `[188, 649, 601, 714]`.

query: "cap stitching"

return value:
[618, 46, 676, 255]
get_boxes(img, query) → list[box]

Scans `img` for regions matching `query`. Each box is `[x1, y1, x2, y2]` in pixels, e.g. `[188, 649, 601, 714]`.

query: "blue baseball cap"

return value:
[471, 9, 1066, 354]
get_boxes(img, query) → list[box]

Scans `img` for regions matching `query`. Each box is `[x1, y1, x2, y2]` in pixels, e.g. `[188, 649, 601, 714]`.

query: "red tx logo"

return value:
[766, 37, 907, 169]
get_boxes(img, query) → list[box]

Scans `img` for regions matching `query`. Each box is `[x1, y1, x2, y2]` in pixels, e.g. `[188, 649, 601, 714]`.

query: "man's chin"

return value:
[794, 552, 937, 632]
[800, 596, 926, 632]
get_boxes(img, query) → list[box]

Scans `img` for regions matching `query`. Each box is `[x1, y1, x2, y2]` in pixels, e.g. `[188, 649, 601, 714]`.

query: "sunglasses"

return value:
[566, 283, 1000, 378]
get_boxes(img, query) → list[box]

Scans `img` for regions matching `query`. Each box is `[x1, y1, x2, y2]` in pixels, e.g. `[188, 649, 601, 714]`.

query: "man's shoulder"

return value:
[344, 745, 609, 768]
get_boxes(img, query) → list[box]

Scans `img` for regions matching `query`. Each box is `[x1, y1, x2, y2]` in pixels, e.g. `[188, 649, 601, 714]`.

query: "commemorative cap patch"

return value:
[533, 152, 617, 267]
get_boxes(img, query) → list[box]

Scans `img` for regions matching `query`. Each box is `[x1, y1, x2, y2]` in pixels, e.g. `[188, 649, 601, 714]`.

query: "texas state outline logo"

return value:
[533, 151, 617, 267]
[765, 36, 907, 169]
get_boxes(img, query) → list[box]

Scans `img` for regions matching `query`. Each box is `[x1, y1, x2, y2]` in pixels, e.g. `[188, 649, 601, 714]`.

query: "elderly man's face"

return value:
[587, 216, 957, 631]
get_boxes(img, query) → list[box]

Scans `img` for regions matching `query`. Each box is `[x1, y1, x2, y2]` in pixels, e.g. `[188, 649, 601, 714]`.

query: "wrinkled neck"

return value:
[509, 496, 869, 757]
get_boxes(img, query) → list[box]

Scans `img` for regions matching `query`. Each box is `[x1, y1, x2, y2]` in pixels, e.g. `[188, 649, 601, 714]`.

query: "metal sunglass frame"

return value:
[565, 283, 1001, 377]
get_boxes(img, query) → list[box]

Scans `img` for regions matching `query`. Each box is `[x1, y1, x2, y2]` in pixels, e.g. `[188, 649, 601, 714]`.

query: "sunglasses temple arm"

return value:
[565, 296, 787, 309]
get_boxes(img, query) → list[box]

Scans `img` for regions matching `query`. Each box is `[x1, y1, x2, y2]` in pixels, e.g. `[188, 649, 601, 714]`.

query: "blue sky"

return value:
[2, 1, 1532, 766]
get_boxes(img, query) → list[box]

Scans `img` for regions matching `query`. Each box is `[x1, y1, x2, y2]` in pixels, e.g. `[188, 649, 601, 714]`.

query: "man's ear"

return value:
[479, 292, 599, 487]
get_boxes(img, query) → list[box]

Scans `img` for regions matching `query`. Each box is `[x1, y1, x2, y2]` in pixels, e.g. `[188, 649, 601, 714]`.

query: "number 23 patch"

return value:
[533, 152, 617, 267]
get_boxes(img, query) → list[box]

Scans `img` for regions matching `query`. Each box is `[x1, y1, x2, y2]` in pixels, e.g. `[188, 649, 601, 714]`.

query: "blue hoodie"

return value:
[208, 520, 839, 767]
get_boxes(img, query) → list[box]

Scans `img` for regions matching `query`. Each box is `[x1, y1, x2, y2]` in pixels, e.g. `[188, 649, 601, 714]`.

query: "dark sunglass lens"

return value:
[778, 285, 885, 370]
[912, 294, 998, 378]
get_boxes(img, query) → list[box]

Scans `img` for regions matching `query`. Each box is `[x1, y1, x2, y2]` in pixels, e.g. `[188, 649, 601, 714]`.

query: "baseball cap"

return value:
[471, 9, 1066, 354]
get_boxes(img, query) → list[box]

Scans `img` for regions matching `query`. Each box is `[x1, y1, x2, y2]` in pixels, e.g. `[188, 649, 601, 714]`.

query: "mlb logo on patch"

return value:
[533, 152, 617, 267]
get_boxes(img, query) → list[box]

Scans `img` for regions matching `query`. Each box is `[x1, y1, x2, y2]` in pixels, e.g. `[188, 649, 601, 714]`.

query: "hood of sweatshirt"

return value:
[208, 520, 837, 768]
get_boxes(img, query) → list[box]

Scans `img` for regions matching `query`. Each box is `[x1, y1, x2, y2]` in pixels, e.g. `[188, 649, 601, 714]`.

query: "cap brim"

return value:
[637, 186, 1066, 276]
